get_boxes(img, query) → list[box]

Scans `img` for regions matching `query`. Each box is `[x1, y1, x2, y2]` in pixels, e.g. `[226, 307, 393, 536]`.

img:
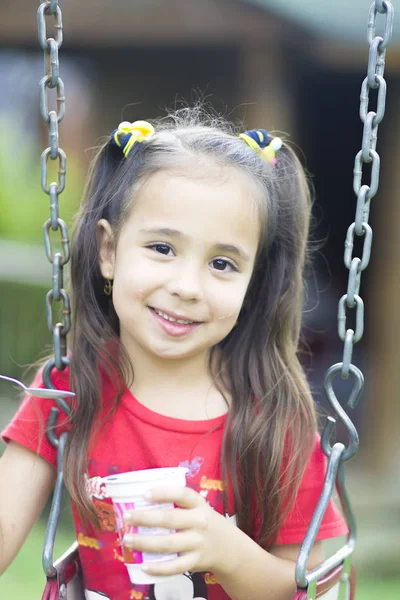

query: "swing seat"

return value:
[293, 563, 356, 600]
[42, 542, 355, 600]
[42, 542, 83, 600]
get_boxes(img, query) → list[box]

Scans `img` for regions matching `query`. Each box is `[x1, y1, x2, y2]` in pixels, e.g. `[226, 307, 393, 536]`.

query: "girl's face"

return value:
[98, 168, 260, 363]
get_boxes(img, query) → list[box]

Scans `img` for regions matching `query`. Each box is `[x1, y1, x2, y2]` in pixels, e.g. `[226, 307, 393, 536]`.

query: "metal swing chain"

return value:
[38, 0, 71, 373]
[38, 0, 72, 585]
[295, 1, 394, 594]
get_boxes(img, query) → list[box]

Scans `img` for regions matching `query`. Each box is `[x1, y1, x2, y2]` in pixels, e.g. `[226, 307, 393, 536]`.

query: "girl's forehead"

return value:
[122, 169, 262, 250]
[130, 169, 261, 227]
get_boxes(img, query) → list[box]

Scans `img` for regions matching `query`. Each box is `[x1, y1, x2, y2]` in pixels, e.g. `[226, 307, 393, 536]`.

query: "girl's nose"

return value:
[165, 261, 203, 302]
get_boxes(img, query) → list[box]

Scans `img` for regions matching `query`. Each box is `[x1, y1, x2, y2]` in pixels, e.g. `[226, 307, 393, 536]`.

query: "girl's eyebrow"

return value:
[214, 243, 250, 262]
[140, 227, 250, 262]
[140, 227, 183, 238]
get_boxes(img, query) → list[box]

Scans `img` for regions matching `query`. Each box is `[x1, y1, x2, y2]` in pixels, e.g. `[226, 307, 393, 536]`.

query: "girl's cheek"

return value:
[119, 264, 159, 294]
[211, 284, 248, 317]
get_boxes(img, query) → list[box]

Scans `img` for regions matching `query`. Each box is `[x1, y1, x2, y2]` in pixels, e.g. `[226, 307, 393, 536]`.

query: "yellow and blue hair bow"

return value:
[239, 129, 282, 166]
[110, 120, 154, 158]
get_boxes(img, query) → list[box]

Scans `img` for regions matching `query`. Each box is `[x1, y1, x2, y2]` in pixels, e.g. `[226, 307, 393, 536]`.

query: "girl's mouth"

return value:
[149, 307, 202, 337]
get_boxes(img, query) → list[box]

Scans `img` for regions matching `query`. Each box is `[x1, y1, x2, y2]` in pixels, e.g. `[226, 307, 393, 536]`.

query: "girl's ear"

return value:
[97, 219, 116, 279]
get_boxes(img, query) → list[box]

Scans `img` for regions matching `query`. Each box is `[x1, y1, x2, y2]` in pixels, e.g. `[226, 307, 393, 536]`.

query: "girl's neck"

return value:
[120, 341, 229, 420]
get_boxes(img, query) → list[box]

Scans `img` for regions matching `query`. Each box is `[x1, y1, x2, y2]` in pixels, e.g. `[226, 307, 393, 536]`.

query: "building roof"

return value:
[1, 0, 285, 47]
[245, 0, 398, 46]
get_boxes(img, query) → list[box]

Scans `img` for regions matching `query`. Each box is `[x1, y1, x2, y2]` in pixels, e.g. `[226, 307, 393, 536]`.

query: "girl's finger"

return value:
[140, 552, 197, 577]
[124, 530, 201, 554]
[144, 485, 206, 508]
[124, 506, 207, 531]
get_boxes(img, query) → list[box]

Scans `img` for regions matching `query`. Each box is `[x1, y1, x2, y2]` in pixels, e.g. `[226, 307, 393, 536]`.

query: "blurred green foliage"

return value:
[0, 118, 83, 243]
[0, 281, 50, 380]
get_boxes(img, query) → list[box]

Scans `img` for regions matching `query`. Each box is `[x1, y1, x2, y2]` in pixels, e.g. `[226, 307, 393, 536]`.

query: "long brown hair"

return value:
[65, 106, 317, 549]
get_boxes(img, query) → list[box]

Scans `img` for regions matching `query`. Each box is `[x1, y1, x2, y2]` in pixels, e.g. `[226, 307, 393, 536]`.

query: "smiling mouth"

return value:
[150, 307, 202, 325]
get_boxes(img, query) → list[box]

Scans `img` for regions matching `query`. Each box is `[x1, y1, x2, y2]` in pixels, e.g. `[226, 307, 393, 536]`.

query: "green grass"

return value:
[356, 580, 400, 600]
[1, 519, 399, 599]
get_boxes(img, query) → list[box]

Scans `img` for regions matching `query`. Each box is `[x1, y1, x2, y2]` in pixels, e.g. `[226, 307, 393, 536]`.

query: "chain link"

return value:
[367, 0, 394, 49]
[37, 2, 63, 50]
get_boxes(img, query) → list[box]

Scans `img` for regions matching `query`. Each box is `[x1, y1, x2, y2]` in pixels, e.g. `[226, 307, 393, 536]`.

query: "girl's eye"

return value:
[210, 258, 237, 272]
[147, 243, 173, 256]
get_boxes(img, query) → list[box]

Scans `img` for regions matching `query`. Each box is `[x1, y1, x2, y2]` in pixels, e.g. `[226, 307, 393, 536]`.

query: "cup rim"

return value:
[104, 466, 188, 486]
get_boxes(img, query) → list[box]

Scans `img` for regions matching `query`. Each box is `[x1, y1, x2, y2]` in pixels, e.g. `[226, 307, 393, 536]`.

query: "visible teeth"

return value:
[154, 309, 194, 325]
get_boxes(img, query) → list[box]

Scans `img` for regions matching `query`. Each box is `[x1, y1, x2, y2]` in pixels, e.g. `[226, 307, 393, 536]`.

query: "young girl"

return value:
[0, 108, 348, 600]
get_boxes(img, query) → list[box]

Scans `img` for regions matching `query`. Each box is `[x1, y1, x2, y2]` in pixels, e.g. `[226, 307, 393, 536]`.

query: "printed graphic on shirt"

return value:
[178, 457, 231, 520]
[148, 571, 209, 599]
[78, 532, 102, 550]
[179, 456, 204, 478]
[85, 591, 111, 600]
[85, 573, 212, 600]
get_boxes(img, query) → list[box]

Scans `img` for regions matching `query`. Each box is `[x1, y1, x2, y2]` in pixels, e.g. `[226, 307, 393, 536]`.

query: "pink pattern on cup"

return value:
[113, 501, 143, 564]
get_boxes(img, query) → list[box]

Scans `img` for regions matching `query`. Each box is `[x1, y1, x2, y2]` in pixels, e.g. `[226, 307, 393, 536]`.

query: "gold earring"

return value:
[104, 278, 113, 296]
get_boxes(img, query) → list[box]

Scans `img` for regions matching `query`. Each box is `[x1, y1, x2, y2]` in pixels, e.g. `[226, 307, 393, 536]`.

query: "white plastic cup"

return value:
[103, 467, 188, 585]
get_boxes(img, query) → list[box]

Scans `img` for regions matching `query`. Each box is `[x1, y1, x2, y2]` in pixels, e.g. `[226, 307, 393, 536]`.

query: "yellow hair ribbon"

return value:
[239, 130, 283, 166]
[113, 120, 155, 158]
[238, 132, 262, 153]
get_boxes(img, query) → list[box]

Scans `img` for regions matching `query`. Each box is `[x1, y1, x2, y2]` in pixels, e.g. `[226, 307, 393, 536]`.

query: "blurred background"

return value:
[0, 0, 399, 598]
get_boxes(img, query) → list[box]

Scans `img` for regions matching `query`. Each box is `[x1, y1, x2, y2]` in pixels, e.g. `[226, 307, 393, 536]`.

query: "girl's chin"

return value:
[146, 341, 207, 361]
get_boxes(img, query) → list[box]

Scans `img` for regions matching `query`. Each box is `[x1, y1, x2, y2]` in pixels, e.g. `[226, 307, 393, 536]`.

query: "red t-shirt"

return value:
[2, 367, 348, 600]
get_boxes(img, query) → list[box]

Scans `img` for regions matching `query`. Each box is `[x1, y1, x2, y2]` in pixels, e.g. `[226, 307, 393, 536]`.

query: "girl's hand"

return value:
[123, 486, 234, 576]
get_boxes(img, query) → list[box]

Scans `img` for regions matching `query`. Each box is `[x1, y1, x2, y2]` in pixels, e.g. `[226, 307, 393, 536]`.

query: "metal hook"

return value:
[322, 363, 363, 461]
[42, 431, 68, 578]
[295, 443, 351, 588]
[0, 374, 74, 400]
[46, 407, 62, 448]
[42, 358, 72, 415]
